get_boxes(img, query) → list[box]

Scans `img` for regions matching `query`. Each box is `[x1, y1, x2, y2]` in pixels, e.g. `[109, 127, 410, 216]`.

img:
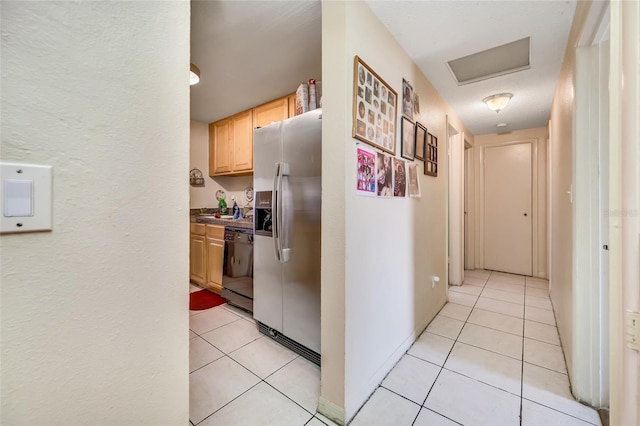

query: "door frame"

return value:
[464, 141, 475, 270]
[609, 2, 640, 423]
[571, 0, 610, 408]
[447, 118, 464, 285]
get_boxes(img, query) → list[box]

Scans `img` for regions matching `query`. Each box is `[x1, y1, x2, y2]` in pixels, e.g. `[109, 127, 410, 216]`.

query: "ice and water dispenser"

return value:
[254, 191, 272, 237]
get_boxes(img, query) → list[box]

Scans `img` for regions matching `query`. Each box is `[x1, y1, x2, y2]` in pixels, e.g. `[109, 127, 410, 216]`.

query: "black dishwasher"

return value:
[221, 227, 254, 313]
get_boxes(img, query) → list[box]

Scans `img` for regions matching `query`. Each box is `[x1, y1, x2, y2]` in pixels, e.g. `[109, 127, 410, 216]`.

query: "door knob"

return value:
[524, 213, 528, 216]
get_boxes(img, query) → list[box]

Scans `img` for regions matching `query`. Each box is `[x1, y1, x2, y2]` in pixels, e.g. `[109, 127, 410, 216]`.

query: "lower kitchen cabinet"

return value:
[189, 223, 225, 295]
[206, 225, 225, 294]
[189, 223, 207, 286]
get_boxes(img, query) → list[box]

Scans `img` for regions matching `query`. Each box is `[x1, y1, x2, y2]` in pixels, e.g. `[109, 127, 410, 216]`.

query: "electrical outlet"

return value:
[626, 311, 640, 351]
[432, 276, 440, 289]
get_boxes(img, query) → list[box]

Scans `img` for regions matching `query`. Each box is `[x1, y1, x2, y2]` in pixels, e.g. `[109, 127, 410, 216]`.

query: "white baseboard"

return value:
[318, 397, 346, 426]
[345, 300, 444, 422]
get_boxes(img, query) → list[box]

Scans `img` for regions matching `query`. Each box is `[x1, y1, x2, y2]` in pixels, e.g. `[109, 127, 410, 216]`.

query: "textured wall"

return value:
[320, 2, 473, 422]
[1, 2, 190, 424]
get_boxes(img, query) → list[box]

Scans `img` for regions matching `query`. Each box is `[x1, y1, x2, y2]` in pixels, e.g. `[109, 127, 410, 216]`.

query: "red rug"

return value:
[190, 290, 226, 311]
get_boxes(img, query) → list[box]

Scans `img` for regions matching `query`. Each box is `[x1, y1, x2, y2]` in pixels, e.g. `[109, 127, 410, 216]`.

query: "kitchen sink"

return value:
[197, 215, 236, 220]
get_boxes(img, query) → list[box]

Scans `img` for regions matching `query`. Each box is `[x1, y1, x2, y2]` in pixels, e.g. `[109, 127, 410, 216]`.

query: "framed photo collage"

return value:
[352, 56, 437, 199]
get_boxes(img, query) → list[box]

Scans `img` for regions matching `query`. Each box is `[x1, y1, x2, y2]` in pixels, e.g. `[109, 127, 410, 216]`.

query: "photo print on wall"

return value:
[356, 146, 377, 196]
[393, 157, 407, 197]
[376, 151, 394, 197]
[353, 56, 398, 155]
[402, 78, 414, 121]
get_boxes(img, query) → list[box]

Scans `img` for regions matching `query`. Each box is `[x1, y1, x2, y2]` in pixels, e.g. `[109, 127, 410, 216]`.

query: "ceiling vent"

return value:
[447, 37, 531, 85]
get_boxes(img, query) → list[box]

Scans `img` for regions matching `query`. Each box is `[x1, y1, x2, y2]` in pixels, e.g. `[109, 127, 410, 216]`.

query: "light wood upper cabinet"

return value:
[287, 93, 297, 118]
[231, 110, 253, 172]
[209, 93, 295, 177]
[253, 97, 289, 129]
[209, 118, 232, 175]
[210, 111, 252, 176]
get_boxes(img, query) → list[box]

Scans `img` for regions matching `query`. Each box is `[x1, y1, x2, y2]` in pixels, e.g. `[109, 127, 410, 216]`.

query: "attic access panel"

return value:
[448, 37, 531, 85]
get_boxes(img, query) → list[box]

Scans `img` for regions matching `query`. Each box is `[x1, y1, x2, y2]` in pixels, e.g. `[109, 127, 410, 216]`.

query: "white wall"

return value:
[0, 2, 190, 424]
[320, 2, 473, 422]
[609, 0, 640, 424]
[189, 120, 253, 210]
[548, 0, 594, 388]
[473, 128, 548, 278]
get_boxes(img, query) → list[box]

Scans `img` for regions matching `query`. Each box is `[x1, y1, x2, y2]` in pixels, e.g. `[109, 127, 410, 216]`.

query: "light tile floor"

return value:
[351, 270, 602, 426]
[189, 284, 331, 426]
[190, 270, 602, 425]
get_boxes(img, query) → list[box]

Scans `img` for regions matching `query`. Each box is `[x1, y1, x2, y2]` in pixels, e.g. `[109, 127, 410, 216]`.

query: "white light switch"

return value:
[4, 179, 34, 217]
[1, 162, 52, 234]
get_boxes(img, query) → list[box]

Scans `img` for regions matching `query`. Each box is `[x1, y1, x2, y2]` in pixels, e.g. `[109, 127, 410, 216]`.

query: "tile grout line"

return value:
[437, 365, 523, 398]
[191, 307, 314, 425]
[524, 275, 598, 424]
[262, 379, 320, 418]
[412, 273, 490, 425]
[193, 379, 263, 426]
[191, 349, 311, 425]
[519, 396, 601, 426]
[520, 275, 529, 426]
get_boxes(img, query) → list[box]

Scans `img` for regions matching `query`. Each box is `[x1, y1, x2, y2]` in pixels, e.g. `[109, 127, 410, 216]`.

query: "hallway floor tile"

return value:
[189, 270, 602, 425]
[352, 270, 601, 426]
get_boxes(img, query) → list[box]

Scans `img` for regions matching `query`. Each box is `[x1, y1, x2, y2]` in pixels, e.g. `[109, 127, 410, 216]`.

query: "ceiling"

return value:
[191, 1, 576, 137]
[190, 0, 321, 123]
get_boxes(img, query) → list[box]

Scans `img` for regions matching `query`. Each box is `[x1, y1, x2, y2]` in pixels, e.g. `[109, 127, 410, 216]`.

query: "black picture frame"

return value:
[414, 122, 427, 160]
[424, 132, 438, 177]
[401, 116, 415, 161]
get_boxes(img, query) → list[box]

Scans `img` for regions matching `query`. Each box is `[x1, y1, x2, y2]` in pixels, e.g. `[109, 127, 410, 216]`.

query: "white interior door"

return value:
[483, 142, 532, 275]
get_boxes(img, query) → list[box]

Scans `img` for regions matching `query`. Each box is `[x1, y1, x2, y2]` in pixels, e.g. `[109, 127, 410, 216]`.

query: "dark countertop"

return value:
[191, 214, 254, 230]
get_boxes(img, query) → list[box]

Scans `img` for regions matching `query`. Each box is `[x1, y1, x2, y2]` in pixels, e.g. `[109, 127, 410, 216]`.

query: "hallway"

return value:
[351, 270, 601, 425]
[190, 270, 602, 425]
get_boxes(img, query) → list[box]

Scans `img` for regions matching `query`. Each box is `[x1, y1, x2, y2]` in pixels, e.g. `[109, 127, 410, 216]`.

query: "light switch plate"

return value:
[1, 162, 53, 234]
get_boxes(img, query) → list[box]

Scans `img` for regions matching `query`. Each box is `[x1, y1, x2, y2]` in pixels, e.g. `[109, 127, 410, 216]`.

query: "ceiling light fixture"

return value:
[190, 63, 200, 85]
[483, 93, 512, 113]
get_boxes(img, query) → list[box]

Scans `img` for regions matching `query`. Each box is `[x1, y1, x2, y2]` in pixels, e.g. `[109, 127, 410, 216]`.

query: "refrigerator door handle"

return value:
[272, 162, 282, 262]
[279, 162, 291, 262]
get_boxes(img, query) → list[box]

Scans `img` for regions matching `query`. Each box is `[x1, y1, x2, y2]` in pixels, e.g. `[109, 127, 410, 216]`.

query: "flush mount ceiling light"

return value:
[190, 63, 200, 85]
[483, 93, 513, 113]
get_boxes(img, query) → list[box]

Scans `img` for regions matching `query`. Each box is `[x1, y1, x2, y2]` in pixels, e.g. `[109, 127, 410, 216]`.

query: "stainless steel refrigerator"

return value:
[253, 109, 321, 364]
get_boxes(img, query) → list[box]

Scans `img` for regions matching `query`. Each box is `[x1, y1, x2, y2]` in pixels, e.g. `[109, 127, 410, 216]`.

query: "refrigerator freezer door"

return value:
[281, 110, 322, 353]
[253, 121, 284, 331]
[253, 122, 283, 193]
[253, 234, 283, 331]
